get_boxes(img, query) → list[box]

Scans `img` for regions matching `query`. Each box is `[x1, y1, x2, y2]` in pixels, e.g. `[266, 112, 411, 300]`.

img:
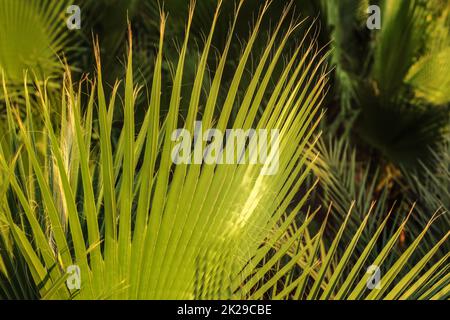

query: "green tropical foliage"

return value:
[0, 0, 75, 85]
[0, 0, 449, 300]
[325, 0, 450, 168]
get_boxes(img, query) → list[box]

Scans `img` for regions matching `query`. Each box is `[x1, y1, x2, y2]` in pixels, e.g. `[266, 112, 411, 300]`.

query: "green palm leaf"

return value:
[0, 0, 73, 84]
[0, 1, 448, 301]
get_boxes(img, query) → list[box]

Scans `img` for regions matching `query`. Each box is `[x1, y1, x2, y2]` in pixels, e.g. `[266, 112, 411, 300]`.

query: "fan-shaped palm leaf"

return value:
[0, 0, 74, 85]
[0, 1, 328, 299]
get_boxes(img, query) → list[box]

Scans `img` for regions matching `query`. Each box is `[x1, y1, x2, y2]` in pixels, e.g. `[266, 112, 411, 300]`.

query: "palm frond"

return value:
[0, 2, 328, 299]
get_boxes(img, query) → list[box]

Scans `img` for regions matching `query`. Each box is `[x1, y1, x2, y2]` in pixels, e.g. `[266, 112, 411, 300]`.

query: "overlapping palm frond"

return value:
[323, 0, 450, 168]
[0, 0, 83, 133]
[263, 202, 449, 300]
[321, 0, 369, 111]
[0, 2, 328, 299]
[0, 0, 75, 85]
[402, 136, 450, 258]
[309, 133, 449, 271]
[0, 0, 448, 302]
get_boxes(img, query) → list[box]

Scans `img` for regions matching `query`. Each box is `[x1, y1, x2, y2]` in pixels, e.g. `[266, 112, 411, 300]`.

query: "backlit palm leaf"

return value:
[0, 0, 73, 84]
[0, 2, 327, 299]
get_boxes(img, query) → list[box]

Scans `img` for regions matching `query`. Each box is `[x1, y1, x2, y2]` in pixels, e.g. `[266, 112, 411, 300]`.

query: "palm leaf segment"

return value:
[0, 0, 72, 84]
[0, 1, 448, 300]
[0, 1, 326, 299]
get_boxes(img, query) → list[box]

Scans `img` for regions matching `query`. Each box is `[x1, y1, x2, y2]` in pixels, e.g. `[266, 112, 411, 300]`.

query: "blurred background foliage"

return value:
[0, 0, 449, 298]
